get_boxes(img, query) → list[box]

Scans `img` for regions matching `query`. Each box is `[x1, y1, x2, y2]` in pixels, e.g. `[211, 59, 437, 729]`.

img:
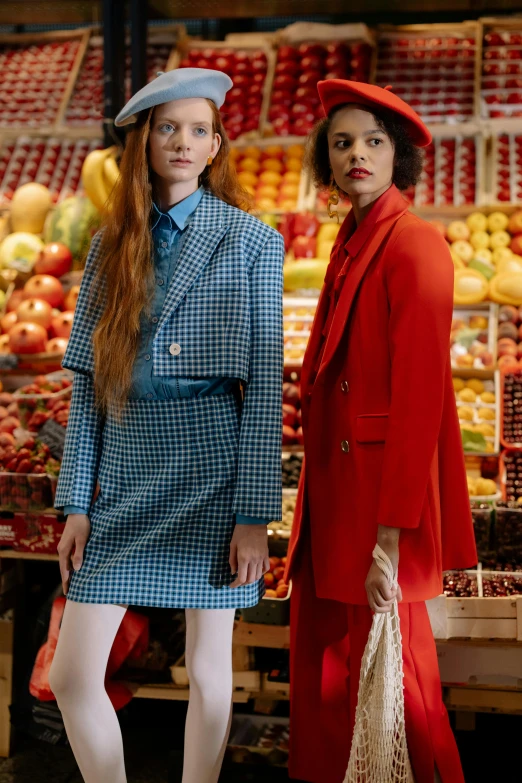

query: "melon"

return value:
[44, 196, 101, 264]
[489, 272, 522, 306]
[284, 259, 328, 292]
[454, 268, 489, 304]
[10, 183, 53, 234]
[0, 232, 45, 271]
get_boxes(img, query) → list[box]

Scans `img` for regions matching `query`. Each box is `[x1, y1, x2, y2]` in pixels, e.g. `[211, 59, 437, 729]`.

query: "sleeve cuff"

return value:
[64, 505, 89, 517]
[236, 513, 270, 526]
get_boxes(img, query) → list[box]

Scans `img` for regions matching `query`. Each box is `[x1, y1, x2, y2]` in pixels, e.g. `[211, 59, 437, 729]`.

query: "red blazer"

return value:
[286, 185, 476, 604]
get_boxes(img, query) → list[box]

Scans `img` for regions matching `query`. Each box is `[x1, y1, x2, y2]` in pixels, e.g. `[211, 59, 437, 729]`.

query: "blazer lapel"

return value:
[316, 190, 410, 382]
[156, 191, 229, 333]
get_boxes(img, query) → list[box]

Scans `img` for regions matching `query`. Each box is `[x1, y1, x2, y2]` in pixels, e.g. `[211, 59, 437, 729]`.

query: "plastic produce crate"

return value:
[242, 583, 292, 626]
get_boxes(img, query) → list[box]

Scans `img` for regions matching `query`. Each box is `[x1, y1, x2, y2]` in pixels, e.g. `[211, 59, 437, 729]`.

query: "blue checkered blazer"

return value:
[60, 190, 284, 521]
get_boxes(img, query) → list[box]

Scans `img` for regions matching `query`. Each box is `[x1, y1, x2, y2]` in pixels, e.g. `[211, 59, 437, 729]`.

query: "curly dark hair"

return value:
[304, 103, 424, 193]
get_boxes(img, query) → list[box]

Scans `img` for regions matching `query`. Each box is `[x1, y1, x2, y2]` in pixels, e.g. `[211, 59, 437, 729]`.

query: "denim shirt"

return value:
[65, 187, 268, 526]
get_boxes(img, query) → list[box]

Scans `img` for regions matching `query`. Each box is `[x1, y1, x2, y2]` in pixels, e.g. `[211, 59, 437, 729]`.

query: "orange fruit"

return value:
[280, 183, 299, 199]
[262, 158, 284, 173]
[242, 145, 262, 159]
[238, 157, 261, 173]
[286, 158, 302, 173]
[256, 197, 277, 211]
[256, 184, 279, 200]
[286, 144, 304, 158]
[258, 170, 283, 186]
[282, 171, 301, 184]
[278, 199, 297, 212]
[237, 171, 258, 187]
[262, 145, 284, 159]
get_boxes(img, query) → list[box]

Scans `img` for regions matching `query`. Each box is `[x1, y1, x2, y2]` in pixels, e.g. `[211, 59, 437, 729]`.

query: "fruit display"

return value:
[501, 370, 522, 446]
[0, 511, 64, 555]
[466, 472, 498, 498]
[231, 143, 304, 212]
[263, 555, 289, 598]
[470, 501, 494, 562]
[268, 495, 296, 538]
[443, 571, 479, 597]
[0, 437, 60, 511]
[44, 195, 101, 264]
[13, 374, 72, 431]
[65, 34, 173, 126]
[0, 136, 103, 204]
[80, 145, 120, 213]
[267, 40, 372, 137]
[453, 375, 498, 454]
[494, 134, 522, 204]
[502, 451, 522, 502]
[495, 501, 522, 564]
[419, 137, 478, 207]
[444, 569, 522, 597]
[375, 29, 478, 123]
[482, 571, 522, 596]
[283, 298, 316, 366]
[497, 304, 522, 372]
[0, 37, 81, 129]
[481, 25, 522, 120]
[450, 309, 495, 370]
[282, 454, 303, 488]
[179, 46, 269, 139]
[282, 381, 302, 446]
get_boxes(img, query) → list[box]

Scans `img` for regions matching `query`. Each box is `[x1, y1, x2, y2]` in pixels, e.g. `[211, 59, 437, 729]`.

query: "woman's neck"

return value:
[350, 182, 392, 225]
[153, 176, 199, 212]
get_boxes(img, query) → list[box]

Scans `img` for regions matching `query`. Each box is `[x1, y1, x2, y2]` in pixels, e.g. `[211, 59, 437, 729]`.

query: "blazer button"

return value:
[341, 380, 349, 394]
[341, 440, 350, 453]
[169, 344, 181, 356]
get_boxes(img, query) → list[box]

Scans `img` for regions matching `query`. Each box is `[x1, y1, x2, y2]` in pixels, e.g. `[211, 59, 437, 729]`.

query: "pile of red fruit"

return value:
[1, 261, 78, 357]
[482, 28, 522, 120]
[283, 382, 302, 446]
[13, 375, 72, 431]
[497, 305, 522, 371]
[495, 134, 522, 203]
[179, 47, 268, 139]
[269, 41, 372, 137]
[278, 211, 320, 255]
[264, 556, 289, 599]
[0, 437, 60, 511]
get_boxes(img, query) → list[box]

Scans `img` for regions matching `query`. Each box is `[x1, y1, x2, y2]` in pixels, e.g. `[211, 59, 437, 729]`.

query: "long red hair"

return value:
[92, 100, 251, 417]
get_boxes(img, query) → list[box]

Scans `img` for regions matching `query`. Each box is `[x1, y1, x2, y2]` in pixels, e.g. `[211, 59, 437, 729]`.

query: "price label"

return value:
[39, 419, 66, 460]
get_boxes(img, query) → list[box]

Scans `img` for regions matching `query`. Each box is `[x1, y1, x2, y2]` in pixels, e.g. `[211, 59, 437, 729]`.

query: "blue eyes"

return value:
[158, 124, 207, 136]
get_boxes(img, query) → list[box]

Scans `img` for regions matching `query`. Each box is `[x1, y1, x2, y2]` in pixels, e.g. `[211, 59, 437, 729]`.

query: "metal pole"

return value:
[130, 0, 148, 97]
[102, 0, 126, 147]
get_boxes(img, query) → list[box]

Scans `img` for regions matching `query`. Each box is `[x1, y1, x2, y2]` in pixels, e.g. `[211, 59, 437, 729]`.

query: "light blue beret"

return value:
[114, 67, 233, 127]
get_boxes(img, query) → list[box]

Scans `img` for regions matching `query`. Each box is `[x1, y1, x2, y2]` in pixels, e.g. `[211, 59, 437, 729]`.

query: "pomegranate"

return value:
[8, 322, 48, 354]
[23, 275, 64, 309]
[16, 297, 53, 329]
[64, 284, 80, 312]
[34, 242, 73, 278]
[1, 311, 17, 333]
[51, 310, 74, 339]
[46, 337, 68, 355]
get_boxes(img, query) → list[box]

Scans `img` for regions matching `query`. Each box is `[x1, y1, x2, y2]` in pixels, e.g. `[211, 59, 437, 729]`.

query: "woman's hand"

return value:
[229, 524, 270, 588]
[365, 525, 402, 613]
[57, 514, 91, 595]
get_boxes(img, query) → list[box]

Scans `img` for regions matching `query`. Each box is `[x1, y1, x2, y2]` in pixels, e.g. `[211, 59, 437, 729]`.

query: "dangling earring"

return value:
[207, 156, 213, 166]
[327, 175, 340, 223]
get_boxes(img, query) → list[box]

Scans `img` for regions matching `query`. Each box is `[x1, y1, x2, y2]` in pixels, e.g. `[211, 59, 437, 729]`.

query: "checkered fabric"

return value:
[63, 393, 263, 608]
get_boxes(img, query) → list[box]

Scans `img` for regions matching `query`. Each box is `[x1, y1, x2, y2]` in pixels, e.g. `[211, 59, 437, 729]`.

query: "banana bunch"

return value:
[81, 146, 121, 213]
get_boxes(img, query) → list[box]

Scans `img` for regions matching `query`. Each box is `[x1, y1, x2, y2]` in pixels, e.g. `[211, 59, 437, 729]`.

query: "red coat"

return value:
[286, 185, 476, 604]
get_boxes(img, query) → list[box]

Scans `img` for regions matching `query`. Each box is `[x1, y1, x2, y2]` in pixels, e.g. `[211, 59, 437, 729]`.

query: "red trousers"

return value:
[289, 536, 464, 783]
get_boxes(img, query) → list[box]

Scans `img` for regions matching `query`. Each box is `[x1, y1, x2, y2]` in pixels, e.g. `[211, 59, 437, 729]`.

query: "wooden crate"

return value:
[172, 38, 276, 141]
[489, 121, 522, 207]
[0, 29, 90, 138]
[428, 593, 522, 641]
[480, 17, 522, 123]
[375, 22, 482, 122]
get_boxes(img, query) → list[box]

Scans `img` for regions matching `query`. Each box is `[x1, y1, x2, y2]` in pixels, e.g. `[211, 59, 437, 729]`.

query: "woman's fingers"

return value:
[231, 558, 265, 588]
[263, 557, 271, 575]
[57, 540, 74, 594]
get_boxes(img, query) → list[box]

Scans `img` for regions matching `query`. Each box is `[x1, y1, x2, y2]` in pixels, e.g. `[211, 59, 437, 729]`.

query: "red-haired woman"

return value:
[49, 69, 284, 783]
[285, 80, 477, 783]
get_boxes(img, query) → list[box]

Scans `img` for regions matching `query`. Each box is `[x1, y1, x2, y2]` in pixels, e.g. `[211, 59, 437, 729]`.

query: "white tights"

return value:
[48, 600, 236, 783]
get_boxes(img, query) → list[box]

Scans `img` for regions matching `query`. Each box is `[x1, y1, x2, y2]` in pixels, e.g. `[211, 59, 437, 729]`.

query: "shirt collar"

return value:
[151, 186, 205, 231]
[343, 184, 409, 258]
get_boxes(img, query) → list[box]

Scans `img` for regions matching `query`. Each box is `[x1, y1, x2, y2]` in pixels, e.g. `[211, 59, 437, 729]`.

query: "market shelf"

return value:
[0, 549, 58, 562]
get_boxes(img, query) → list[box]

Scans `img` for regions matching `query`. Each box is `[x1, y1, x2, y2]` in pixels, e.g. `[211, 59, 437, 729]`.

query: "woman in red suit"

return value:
[286, 81, 477, 783]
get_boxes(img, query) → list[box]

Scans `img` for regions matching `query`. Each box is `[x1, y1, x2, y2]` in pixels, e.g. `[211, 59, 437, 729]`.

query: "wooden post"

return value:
[0, 610, 14, 758]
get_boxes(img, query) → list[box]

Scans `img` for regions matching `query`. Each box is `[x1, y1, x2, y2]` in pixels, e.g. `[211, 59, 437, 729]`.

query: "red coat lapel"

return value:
[315, 186, 410, 383]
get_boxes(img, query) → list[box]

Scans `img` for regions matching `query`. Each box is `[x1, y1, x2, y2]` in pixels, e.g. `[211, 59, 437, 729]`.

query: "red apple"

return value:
[282, 425, 297, 445]
[511, 235, 522, 255]
[295, 426, 304, 445]
[498, 337, 518, 358]
[294, 212, 320, 237]
[8, 322, 48, 354]
[64, 285, 80, 312]
[51, 310, 74, 339]
[278, 46, 299, 61]
[45, 337, 68, 355]
[292, 235, 317, 259]
[16, 298, 53, 329]
[23, 275, 64, 309]
[34, 242, 72, 278]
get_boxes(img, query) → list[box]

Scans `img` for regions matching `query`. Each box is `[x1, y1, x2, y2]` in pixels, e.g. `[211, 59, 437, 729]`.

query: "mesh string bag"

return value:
[344, 545, 415, 783]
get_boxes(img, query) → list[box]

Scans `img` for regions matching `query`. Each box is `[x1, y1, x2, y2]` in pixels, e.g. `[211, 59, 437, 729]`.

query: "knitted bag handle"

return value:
[343, 545, 415, 783]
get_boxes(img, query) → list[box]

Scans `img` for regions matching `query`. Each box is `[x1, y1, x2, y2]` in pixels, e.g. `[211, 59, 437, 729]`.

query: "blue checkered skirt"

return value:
[66, 392, 265, 608]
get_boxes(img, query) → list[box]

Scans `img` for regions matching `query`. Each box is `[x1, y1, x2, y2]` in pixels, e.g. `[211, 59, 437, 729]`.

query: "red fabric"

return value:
[289, 534, 465, 783]
[29, 597, 149, 711]
[317, 79, 432, 147]
[285, 185, 476, 605]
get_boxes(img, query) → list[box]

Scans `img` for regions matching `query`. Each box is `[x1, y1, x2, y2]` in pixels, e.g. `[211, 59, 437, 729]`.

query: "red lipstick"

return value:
[347, 167, 371, 179]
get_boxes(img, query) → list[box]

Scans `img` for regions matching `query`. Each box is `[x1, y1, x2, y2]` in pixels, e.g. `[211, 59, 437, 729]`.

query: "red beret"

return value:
[317, 79, 432, 148]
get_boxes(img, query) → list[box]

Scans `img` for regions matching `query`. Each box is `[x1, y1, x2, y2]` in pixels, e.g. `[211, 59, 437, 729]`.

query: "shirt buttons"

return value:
[146, 393, 153, 399]
[161, 242, 168, 248]
[341, 440, 350, 453]
[145, 354, 151, 361]
[151, 316, 159, 324]
[341, 380, 349, 394]
[157, 278, 164, 286]
[169, 343, 181, 356]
